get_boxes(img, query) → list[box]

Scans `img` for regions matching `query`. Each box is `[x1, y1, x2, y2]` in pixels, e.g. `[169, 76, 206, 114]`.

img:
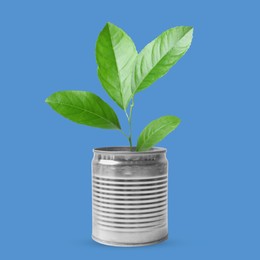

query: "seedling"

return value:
[46, 22, 193, 151]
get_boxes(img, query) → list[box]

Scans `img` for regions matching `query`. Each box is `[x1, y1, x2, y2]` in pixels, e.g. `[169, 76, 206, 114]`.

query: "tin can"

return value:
[91, 147, 168, 247]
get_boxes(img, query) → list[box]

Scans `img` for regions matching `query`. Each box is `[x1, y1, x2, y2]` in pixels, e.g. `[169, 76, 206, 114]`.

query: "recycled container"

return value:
[92, 147, 168, 247]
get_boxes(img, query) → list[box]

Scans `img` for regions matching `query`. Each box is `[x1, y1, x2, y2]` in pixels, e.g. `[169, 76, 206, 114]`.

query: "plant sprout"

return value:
[46, 22, 193, 151]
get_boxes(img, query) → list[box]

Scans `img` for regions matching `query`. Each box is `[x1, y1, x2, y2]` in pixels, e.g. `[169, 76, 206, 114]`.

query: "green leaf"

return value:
[132, 26, 193, 94]
[45, 91, 121, 129]
[96, 22, 137, 110]
[136, 115, 181, 151]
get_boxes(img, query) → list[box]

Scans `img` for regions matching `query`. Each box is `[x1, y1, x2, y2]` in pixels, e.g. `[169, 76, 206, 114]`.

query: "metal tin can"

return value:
[92, 147, 168, 247]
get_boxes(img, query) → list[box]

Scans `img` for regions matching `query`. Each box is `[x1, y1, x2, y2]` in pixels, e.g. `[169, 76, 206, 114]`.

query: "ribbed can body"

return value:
[92, 147, 168, 247]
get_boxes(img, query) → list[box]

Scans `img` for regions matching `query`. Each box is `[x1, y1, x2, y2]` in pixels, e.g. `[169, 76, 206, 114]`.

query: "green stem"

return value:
[128, 136, 133, 149]
[124, 98, 135, 151]
[128, 98, 134, 151]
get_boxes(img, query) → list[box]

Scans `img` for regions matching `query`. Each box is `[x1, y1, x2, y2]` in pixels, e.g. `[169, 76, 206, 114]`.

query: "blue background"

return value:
[1, 0, 260, 259]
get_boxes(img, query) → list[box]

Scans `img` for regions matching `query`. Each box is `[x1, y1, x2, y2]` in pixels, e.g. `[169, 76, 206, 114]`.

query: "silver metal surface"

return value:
[91, 147, 168, 247]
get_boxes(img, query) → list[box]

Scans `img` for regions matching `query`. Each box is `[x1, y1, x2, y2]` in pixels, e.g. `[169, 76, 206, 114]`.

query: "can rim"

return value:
[93, 146, 167, 154]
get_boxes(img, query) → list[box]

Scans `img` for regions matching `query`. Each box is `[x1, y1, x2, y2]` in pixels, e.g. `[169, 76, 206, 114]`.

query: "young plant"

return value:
[46, 22, 193, 151]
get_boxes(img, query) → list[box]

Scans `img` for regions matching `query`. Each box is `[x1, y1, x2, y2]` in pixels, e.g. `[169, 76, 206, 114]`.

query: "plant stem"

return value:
[124, 98, 135, 151]
[128, 98, 134, 151]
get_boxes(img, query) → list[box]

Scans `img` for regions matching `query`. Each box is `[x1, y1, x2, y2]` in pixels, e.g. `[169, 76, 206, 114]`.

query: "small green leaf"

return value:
[132, 26, 193, 94]
[45, 91, 121, 129]
[137, 115, 181, 151]
[96, 22, 137, 109]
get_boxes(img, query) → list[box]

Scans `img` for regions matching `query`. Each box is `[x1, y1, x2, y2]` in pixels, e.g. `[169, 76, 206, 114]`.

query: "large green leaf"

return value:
[45, 91, 121, 129]
[136, 115, 181, 151]
[132, 26, 193, 94]
[96, 22, 137, 110]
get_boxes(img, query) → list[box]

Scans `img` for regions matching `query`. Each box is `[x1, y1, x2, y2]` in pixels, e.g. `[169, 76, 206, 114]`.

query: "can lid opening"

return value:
[93, 147, 166, 154]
